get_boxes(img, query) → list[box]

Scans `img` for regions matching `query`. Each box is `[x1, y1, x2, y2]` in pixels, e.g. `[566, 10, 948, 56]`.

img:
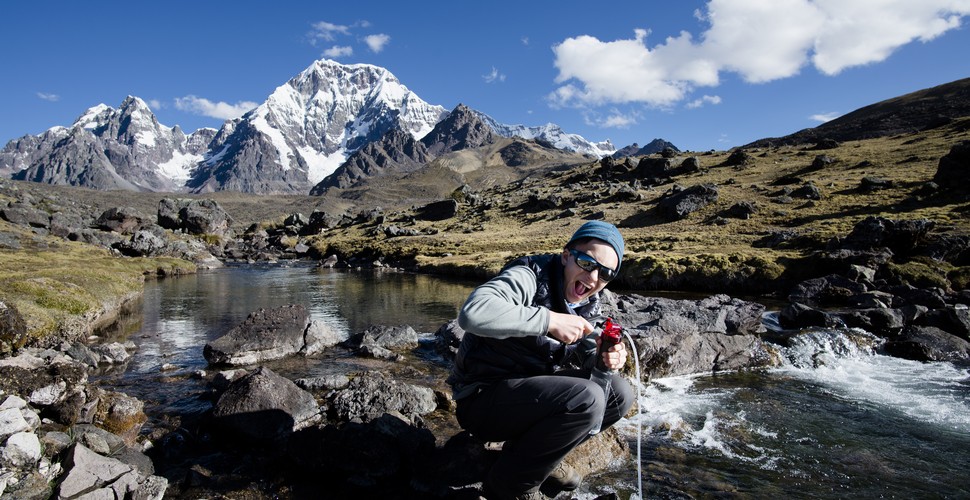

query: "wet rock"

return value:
[203, 305, 340, 366]
[90, 388, 148, 446]
[606, 293, 771, 379]
[212, 366, 321, 442]
[788, 274, 868, 308]
[883, 326, 970, 362]
[346, 324, 419, 352]
[327, 371, 436, 423]
[778, 302, 845, 330]
[834, 308, 906, 337]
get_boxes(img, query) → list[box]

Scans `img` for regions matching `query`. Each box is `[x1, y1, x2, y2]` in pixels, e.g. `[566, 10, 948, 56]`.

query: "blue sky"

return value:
[3, 1, 969, 152]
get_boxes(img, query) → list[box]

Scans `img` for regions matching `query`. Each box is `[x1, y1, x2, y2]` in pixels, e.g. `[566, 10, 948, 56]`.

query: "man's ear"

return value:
[561, 248, 570, 266]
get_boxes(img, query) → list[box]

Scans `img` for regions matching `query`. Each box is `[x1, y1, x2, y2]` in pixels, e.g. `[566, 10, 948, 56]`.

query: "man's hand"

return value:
[547, 311, 593, 344]
[598, 337, 627, 370]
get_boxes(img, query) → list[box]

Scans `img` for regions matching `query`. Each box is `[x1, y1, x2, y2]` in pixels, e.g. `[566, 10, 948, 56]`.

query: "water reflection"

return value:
[96, 264, 477, 420]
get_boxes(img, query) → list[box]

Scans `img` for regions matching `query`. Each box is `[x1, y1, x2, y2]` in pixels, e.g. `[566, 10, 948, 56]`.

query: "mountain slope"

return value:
[746, 77, 970, 147]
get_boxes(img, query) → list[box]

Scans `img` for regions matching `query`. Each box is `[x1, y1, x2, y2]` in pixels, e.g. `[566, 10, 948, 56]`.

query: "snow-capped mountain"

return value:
[187, 60, 448, 194]
[473, 111, 616, 157]
[2, 96, 209, 191]
[1, 58, 619, 194]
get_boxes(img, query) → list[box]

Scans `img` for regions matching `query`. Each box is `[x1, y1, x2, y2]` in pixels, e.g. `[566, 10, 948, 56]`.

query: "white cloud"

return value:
[810, 111, 841, 122]
[309, 21, 351, 44]
[483, 67, 506, 84]
[36, 92, 59, 102]
[600, 111, 638, 128]
[324, 45, 353, 58]
[551, 1, 970, 108]
[686, 95, 722, 109]
[175, 95, 258, 120]
[364, 34, 390, 53]
[522, 36, 530, 46]
[147, 99, 163, 109]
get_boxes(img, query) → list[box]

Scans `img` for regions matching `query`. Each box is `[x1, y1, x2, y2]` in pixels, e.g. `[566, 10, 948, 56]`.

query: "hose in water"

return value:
[623, 330, 643, 500]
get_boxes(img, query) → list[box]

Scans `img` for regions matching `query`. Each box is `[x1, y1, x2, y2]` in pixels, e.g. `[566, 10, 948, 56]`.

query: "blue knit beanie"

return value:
[566, 220, 625, 271]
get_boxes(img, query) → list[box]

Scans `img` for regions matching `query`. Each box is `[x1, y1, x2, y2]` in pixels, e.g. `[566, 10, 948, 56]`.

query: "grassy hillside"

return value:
[305, 117, 970, 295]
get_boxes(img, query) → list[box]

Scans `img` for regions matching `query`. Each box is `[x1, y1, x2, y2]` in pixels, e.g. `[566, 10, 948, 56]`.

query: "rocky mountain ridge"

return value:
[0, 60, 621, 196]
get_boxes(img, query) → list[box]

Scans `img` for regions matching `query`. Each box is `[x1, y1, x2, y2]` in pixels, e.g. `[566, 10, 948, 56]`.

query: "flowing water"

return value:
[97, 265, 970, 499]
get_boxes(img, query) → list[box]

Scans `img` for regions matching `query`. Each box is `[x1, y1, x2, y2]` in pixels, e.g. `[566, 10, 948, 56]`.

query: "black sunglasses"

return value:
[568, 249, 617, 282]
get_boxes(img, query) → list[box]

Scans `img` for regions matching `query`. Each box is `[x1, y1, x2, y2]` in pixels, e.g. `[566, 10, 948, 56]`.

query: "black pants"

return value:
[455, 369, 635, 495]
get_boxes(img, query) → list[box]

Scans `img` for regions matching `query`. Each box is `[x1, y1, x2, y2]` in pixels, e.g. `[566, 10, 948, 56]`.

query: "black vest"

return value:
[449, 254, 603, 396]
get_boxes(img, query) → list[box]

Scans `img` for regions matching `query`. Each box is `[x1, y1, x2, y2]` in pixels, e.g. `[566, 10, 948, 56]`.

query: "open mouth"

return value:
[573, 281, 592, 298]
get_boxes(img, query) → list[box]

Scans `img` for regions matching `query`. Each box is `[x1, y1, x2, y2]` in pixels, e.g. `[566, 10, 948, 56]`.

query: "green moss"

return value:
[885, 258, 952, 289]
[0, 235, 195, 345]
[947, 266, 970, 291]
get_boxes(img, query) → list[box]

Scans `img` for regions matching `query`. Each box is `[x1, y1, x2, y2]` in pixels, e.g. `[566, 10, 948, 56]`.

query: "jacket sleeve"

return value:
[457, 265, 550, 339]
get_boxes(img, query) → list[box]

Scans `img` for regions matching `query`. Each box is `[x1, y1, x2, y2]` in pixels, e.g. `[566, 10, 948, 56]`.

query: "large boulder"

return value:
[157, 198, 233, 237]
[606, 293, 771, 379]
[95, 207, 148, 234]
[212, 366, 321, 442]
[657, 184, 719, 220]
[203, 305, 345, 366]
[933, 141, 970, 189]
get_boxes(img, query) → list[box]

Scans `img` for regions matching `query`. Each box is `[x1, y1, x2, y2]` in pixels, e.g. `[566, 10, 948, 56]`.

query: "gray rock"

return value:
[0, 408, 29, 441]
[348, 324, 419, 351]
[90, 342, 131, 364]
[203, 305, 318, 365]
[606, 293, 771, 379]
[883, 326, 970, 362]
[95, 206, 148, 234]
[933, 141, 970, 189]
[301, 320, 347, 355]
[0, 395, 27, 410]
[57, 444, 132, 498]
[1, 432, 42, 469]
[328, 371, 436, 423]
[39, 431, 73, 457]
[294, 374, 350, 391]
[212, 366, 320, 441]
[178, 199, 233, 236]
[658, 183, 719, 220]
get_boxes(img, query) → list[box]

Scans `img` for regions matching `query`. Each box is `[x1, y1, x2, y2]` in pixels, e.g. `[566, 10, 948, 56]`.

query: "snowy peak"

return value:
[193, 58, 448, 191]
[472, 110, 615, 158]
